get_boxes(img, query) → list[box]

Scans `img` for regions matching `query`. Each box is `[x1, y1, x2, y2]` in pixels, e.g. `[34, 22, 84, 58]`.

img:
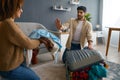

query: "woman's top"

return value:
[0, 18, 40, 71]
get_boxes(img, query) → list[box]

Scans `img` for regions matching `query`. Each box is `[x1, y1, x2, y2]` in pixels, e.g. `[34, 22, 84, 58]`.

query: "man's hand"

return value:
[55, 18, 62, 30]
[39, 37, 54, 52]
[88, 44, 93, 50]
[88, 40, 93, 50]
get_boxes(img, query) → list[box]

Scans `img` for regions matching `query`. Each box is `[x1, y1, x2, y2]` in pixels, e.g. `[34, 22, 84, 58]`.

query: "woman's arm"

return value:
[5, 19, 40, 49]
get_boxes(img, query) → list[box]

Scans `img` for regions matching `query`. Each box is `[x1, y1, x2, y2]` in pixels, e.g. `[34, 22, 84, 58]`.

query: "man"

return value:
[55, 6, 93, 62]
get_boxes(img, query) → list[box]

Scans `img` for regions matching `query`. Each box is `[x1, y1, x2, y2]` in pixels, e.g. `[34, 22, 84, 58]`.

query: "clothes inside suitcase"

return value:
[66, 62, 106, 80]
[65, 49, 107, 80]
[65, 49, 105, 71]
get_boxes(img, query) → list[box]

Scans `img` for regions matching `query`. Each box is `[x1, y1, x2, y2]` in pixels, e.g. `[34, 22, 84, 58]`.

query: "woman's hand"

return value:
[39, 37, 54, 52]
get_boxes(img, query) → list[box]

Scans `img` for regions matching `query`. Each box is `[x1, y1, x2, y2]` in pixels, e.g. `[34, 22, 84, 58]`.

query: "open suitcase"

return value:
[65, 49, 107, 80]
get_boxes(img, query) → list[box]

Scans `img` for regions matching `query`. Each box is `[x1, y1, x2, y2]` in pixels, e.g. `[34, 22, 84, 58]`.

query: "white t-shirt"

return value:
[72, 21, 83, 43]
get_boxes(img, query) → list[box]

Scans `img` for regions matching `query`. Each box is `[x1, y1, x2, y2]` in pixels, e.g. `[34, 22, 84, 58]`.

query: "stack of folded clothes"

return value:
[65, 49, 108, 80]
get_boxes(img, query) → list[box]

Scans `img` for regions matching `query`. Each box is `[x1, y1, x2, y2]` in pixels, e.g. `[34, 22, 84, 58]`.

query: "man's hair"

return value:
[77, 6, 87, 12]
[0, 0, 24, 21]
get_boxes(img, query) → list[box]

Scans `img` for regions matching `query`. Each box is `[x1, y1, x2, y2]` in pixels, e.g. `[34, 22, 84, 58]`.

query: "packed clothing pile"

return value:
[64, 49, 108, 80]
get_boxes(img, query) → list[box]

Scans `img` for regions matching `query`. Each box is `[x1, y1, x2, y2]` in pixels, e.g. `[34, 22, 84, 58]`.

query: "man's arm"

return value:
[87, 22, 93, 49]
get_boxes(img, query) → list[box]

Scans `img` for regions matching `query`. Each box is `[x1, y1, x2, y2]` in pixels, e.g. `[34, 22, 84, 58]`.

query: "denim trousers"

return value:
[0, 62, 40, 80]
[62, 43, 81, 63]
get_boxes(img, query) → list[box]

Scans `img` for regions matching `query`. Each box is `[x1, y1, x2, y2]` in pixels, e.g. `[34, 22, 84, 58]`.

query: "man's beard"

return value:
[77, 16, 84, 20]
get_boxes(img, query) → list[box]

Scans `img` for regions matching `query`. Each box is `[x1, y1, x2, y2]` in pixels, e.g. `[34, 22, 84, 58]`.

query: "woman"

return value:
[0, 0, 53, 80]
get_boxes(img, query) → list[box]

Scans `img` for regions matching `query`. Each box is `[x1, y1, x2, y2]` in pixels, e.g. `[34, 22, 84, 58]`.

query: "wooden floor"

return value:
[94, 44, 120, 64]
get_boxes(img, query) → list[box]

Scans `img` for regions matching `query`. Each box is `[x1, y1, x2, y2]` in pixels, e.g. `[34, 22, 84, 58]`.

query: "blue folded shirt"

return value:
[29, 29, 62, 49]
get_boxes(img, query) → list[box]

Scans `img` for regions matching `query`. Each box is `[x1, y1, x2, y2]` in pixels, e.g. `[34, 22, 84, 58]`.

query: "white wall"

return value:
[102, 0, 120, 47]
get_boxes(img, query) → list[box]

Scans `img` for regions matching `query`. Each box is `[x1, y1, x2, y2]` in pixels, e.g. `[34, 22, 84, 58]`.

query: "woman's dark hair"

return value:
[0, 0, 24, 21]
[77, 6, 87, 12]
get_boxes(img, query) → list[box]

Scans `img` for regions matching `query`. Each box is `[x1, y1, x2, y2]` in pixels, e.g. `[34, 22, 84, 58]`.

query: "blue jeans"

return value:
[0, 62, 40, 80]
[70, 43, 81, 50]
[62, 43, 81, 63]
